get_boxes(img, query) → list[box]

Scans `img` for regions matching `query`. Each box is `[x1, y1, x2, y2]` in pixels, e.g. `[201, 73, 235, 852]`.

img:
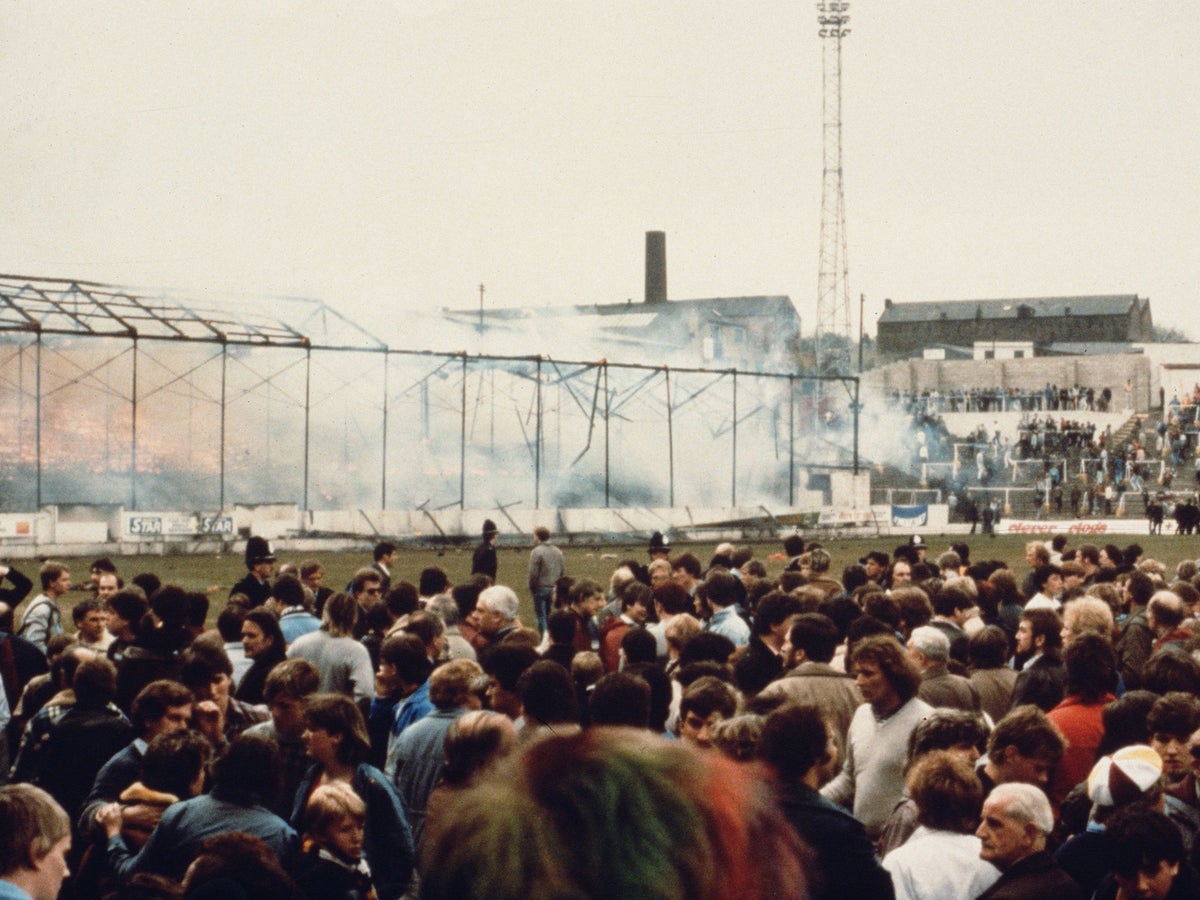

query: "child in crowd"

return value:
[296, 782, 377, 900]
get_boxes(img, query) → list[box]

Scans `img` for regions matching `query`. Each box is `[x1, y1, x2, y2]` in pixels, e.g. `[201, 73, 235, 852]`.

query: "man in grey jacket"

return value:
[527, 526, 564, 638]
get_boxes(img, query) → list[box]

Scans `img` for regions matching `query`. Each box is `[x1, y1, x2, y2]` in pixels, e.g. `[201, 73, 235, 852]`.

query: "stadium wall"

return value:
[0, 469, 870, 556]
[862, 355, 1152, 411]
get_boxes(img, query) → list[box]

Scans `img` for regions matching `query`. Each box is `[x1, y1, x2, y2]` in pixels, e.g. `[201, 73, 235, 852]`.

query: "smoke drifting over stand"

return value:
[0, 335, 862, 515]
[0, 269, 862, 517]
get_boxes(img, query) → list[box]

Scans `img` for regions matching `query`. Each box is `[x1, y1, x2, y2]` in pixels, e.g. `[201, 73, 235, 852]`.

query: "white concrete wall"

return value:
[0, 472, 877, 554]
[863, 354, 1153, 412]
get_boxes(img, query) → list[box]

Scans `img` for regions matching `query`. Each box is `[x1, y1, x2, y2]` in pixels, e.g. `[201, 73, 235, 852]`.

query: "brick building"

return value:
[877, 295, 1153, 359]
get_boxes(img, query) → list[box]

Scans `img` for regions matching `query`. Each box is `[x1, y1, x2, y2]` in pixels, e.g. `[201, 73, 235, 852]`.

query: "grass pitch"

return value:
[18, 531, 1199, 631]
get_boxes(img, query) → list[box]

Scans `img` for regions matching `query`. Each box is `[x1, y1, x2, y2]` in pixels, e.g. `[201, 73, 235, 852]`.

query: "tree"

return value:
[1153, 323, 1193, 343]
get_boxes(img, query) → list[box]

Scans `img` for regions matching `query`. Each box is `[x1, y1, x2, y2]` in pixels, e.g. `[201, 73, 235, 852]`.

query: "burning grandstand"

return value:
[0, 264, 868, 548]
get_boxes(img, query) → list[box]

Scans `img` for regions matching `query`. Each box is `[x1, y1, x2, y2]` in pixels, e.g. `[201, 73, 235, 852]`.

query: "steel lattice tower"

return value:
[815, 2, 852, 376]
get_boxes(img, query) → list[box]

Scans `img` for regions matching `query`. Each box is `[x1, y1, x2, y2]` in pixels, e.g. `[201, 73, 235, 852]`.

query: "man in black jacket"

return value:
[977, 782, 1083, 899]
[12, 656, 133, 819]
[1010, 609, 1067, 713]
[0, 565, 48, 713]
[229, 537, 274, 608]
[756, 702, 894, 900]
[471, 520, 499, 581]
[733, 591, 799, 696]
[1117, 570, 1155, 690]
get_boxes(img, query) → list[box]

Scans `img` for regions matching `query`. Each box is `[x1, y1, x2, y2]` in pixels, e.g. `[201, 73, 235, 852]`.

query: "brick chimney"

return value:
[645, 231, 667, 304]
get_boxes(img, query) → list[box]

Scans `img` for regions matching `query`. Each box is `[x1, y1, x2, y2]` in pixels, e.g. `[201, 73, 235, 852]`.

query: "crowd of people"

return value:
[897, 382, 1200, 529]
[895, 383, 1126, 417]
[6, 529, 1200, 898]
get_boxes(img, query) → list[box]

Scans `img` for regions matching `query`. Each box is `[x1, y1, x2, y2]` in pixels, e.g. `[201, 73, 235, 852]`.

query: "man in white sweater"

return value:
[821, 633, 933, 838]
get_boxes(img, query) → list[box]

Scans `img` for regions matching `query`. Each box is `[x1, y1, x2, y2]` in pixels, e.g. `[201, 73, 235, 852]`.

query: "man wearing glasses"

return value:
[349, 568, 385, 639]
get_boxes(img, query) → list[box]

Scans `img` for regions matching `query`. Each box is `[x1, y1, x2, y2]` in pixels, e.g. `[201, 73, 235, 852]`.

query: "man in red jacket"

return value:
[1045, 633, 1118, 807]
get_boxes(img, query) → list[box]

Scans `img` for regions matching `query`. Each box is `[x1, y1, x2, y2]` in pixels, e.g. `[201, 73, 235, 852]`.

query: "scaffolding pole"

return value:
[535, 358, 543, 509]
[131, 338, 139, 508]
[731, 369, 738, 507]
[665, 367, 675, 508]
[219, 343, 227, 511]
[460, 354, 467, 510]
[381, 353, 390, 510]
[303, 346, 312, 512]
[789, 375, 796, 506]
[35, 334, 41, 509]
[604, 363, 611, 508]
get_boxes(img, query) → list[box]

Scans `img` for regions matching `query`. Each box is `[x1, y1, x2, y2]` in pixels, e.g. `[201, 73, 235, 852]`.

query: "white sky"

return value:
[2, 1, 1197, 343]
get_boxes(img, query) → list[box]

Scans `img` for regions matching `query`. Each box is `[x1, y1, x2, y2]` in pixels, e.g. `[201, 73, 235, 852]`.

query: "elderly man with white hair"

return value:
[907, 625, 981, 713]
[976, 782, 1083, 899]
[472, 585, 521, 645]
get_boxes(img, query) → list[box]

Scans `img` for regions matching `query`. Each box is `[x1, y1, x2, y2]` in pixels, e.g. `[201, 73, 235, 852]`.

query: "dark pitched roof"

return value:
[879, 295, 1142, 324]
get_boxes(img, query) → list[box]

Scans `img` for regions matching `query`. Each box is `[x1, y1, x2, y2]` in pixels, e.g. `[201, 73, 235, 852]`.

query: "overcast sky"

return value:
[2, 1, 1197, 344]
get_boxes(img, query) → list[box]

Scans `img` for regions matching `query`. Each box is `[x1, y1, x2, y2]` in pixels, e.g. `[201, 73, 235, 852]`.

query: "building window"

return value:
[709, 325, 723, 359]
